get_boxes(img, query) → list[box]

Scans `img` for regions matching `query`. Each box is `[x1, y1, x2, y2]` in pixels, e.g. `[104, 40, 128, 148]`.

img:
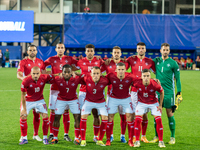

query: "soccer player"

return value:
[150, 43, 182, 144]
[133, 69, 165, 148]
[127, 42, 156, 143]
[106, 62, 134, 147]
[17, 45, 45, 142]
[76, 44, 104, 142]
[44, 42, 78, 141]
[79, 66, 109, 146]
[49, 64, 82, 145]
[19, 67, 53, 145]
[101, 46, 129, 143]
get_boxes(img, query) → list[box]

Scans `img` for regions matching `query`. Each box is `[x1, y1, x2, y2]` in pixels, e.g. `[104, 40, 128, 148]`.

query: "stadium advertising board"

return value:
[0, 11, 34, 42]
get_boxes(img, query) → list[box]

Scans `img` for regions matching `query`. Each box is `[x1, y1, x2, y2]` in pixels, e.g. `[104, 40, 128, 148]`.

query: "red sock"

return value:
[49, 112, 55, 134]
[134, 116, 142, 141]
[127, 121, 134, 141]
[120, 114, 127, 135]
[99, 120, 107, 141]
[42, 118, 49, 136]
[142, 120, 148, 136]
[106, 122, 112, 141]
[75, 128, 80, 139]
[20, 119, 27, 137]
[53, 126, 59, 138]
[132, 119, 135, 137]
[33, 109, 40, 136]
[63, 112, 70, 134]
[155, 116, 163, 141]
[80, 118, 87, 140]
[111, 121, 114, 135]
[93, 125, 100, 137]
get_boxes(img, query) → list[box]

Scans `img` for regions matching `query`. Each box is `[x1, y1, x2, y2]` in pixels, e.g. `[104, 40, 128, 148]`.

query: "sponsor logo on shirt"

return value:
[167, 64, 170, 67]
[38, 63, 41, 66]
[95, 62, 98, 65]
[134, 61, 136, 64]
[143, 93, 148, 97]
[83, 62, 86, 65]
[125, 80, 129, 83]
[100, 85, 104, 88]
[150, 89, 154, 92]
[40, 82, 44, 85]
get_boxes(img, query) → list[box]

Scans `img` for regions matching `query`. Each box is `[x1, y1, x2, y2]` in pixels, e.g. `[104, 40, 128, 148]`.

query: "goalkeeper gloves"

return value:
[174, 92, 183, 111]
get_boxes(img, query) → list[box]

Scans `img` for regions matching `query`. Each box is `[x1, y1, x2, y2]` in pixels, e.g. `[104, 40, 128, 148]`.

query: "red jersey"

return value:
[126, 56, 156, 92]
[50, 75, 84, 101]
[21, 74, 53, 102]
[77, 57, 104, 92]
[82, 74, 109, 103]
[106, 72, 134, 99]
[17, 58, 45, 76]
[133, 79, 163, 104]
[44, 55, 78, 90]
[101, 60, 130, 95]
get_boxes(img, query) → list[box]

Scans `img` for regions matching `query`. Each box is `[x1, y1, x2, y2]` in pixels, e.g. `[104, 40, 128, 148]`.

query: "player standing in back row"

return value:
[150, 43, 182, 144]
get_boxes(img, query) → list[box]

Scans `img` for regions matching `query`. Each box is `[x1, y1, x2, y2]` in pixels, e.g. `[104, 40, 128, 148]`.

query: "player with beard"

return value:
[76, 44, 104, 142]
[17, 45, 46, 142]
[101, 46, 129, 143]
[44, 42, 78, 142]
[150, 43, 182, 145]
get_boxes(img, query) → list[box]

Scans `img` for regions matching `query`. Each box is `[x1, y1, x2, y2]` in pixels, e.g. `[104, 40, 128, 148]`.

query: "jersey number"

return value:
[138, 66, 143, 72]
[35, 87, 40, 93]
[119, 84, 123, 89]
[143, 93, 148, 97]
[66, 88, 69, 93]
[93, 89, 97, 94]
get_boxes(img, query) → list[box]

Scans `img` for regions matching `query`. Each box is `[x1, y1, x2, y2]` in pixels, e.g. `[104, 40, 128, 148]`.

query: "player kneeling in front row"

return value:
[50, 64, 82, 145]
[19, 67, 54, 145]
[80, 66, 109, 146]
[133, 69, 165, 148]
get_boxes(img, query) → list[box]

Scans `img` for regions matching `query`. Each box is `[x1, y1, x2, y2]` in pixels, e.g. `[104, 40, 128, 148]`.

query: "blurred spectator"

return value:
[84, 6, 90, 13]
[186, 57, 192, 70]
[196, 56, 200, 62]
[4, 49, 10, 68]
[173, 57, 181, 69]
[103, 55, 108, 60]
[195, 56, 200, 70]
[79, 55, 83, 60]
[0, 49, 3, 68]
[73, 54, 77, 60]
[65, 49, 70, 56]
[180, 57, 186, 70]
[124, 56, 127, 60]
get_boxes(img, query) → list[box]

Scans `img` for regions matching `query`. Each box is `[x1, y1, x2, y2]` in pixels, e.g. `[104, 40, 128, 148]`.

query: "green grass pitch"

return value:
[0, 68, 200, 150]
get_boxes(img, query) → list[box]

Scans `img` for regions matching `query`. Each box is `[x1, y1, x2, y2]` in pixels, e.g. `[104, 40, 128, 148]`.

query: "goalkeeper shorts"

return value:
[158, 94, 175, 109]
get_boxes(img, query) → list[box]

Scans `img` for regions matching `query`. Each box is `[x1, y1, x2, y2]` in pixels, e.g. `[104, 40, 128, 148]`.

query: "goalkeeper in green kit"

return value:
[150, 43, 183, 145]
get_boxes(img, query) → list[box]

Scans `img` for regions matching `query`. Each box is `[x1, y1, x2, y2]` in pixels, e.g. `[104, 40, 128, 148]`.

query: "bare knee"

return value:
[143, 113, 148, 120]
[126, 113, 133, 122]
[41, 113, 48, 118]
[51, 109, 55, 113]
[166, 109, 173, 117]
[108, 114, 115, 122]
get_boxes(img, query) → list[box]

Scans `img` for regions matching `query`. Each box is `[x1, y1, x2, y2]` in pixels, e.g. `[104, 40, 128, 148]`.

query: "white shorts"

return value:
[131, 91, 138, 113]
[135, 102, 161, 116]
[108, 97, 134, 114]
[21, 99, 48, 115]
[55, 99, 80, 115]
[81, 100, 108, 116]
[79, 91, 86, 109]
[107, 95, 125, 115]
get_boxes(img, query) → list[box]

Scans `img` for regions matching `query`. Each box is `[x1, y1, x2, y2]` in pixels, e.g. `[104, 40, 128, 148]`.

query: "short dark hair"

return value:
[62, 64, 72, 71]
[85, 44, 95, 49]
[56, 42, 65, 47]
[28, 45, 37, 49]
[113, 46, 121, 50]
[142, 69, 150, 74]
[137, 42, 146, 46]
[161, 43, 170, 48]
[92, 66, 100, 70]
[117, 62, 126, 67]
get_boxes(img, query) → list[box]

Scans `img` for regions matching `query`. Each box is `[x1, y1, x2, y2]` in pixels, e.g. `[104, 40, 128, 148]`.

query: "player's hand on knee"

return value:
[41, 113, 48, 118]
[20, 110, 27, 119]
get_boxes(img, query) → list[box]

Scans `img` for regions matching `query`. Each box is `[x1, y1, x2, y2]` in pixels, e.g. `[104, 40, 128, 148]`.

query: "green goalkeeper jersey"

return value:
[153, 57, 181, 95]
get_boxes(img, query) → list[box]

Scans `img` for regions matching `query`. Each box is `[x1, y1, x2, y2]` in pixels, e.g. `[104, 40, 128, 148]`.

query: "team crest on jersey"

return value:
[125, 80, 129, 83]
[40, 82, 44, 85]
[100, 85, 104, 88]
[38, 63, 41, 66]
[113, 81, 116, 83]
[60, 83, 63, 86]
[145, 63, 148, 66]
[139, 88, 142, 91]
[65, 60, 68, 63]
[71, 83, 75, 86]
[88, 83, 91, 86]
[177, 69, 179, 71]
[83, 62, 86, 65]
[54, 60, 57, 63]
[95, 62, 98, 65]
[28, 64, 31, 66]
[109, 66, 112, 68]
[150, 89, 154, 92]
[167, 64, 170, 67]
[30, 84, 33, 87]
[157, 62, 159, 65]
[134, 61, 136, 64]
